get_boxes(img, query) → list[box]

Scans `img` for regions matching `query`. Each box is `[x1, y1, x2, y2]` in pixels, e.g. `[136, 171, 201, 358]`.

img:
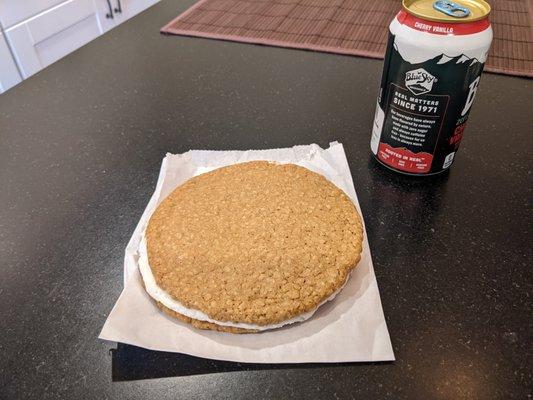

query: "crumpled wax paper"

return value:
[99, 142, 394, 363]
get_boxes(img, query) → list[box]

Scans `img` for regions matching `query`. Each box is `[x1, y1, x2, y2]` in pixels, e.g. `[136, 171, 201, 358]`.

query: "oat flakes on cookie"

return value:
[140, 161, 363, 333]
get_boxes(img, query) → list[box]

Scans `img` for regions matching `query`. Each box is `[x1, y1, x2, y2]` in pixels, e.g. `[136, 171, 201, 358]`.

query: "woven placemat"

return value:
[161, 0, 533, 78]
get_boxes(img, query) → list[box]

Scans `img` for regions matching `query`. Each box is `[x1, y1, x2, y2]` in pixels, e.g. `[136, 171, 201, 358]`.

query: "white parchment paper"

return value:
[99, 142, 395, 363]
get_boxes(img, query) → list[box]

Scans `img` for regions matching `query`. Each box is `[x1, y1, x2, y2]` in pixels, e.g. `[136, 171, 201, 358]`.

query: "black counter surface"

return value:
[0, 1, 531, 398]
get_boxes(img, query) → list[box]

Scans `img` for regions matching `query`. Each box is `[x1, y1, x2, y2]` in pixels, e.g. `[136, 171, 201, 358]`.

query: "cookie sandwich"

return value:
[139, 161, 363, 333]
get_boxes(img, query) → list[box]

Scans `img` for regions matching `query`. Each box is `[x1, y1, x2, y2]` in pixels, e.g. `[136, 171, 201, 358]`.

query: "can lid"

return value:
[402, 0, 491, 23]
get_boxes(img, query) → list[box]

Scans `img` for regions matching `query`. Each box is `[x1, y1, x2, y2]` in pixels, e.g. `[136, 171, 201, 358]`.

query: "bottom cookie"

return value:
[141, 279, 258, 333]
[156, 301, 258, 334]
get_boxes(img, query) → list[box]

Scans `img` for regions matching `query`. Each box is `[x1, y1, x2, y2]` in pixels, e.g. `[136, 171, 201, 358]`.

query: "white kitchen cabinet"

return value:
[0, 0, 67, 29]
[93, 0, 121, 33]
[0, 30, 21, 93]
[111, 0, 160, 24]
[93, 0, 159, 33]
[5, 0, 105, 78]
[2, 0, 159, 83]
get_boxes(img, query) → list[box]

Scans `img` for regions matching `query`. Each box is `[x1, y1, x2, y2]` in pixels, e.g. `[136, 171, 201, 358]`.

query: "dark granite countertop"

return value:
[0, 0, 531, 398]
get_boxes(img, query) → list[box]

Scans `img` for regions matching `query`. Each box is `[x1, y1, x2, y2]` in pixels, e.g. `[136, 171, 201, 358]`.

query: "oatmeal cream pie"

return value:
[139, 161, 363, 333]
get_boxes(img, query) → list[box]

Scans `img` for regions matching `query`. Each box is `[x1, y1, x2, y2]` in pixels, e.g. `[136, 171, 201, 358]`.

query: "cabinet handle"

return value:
[114, 0, 122, 13]
[105, 0, 114, 18]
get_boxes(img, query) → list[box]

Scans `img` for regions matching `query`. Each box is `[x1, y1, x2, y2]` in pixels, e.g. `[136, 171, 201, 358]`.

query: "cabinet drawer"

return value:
[0, 0, 66, 28]
[5, 0, 103, 78]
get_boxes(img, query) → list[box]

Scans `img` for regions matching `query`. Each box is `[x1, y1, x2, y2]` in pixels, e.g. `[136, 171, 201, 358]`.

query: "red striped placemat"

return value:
[161, 0, 533, 78]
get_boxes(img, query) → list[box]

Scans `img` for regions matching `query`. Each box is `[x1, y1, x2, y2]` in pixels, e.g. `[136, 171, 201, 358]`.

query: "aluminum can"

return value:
[371, 0, 492, 175]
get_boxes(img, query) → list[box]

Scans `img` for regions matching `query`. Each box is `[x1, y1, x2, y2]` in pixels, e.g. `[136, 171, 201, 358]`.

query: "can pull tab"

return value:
[433, 0, 470, 18]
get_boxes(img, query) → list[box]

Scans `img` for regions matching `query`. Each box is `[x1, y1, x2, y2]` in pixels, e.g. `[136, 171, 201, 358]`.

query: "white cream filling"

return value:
[138, 234, 349, 331]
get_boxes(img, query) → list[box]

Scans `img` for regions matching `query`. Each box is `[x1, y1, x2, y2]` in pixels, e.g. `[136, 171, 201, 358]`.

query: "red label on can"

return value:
[396, 10, 490, 35]
[449, 123, 466, 146]
[377, 143, 433, 173]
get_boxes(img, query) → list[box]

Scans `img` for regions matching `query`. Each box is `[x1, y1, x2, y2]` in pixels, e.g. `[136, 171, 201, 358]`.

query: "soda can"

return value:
[370, 0, 492, 175]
